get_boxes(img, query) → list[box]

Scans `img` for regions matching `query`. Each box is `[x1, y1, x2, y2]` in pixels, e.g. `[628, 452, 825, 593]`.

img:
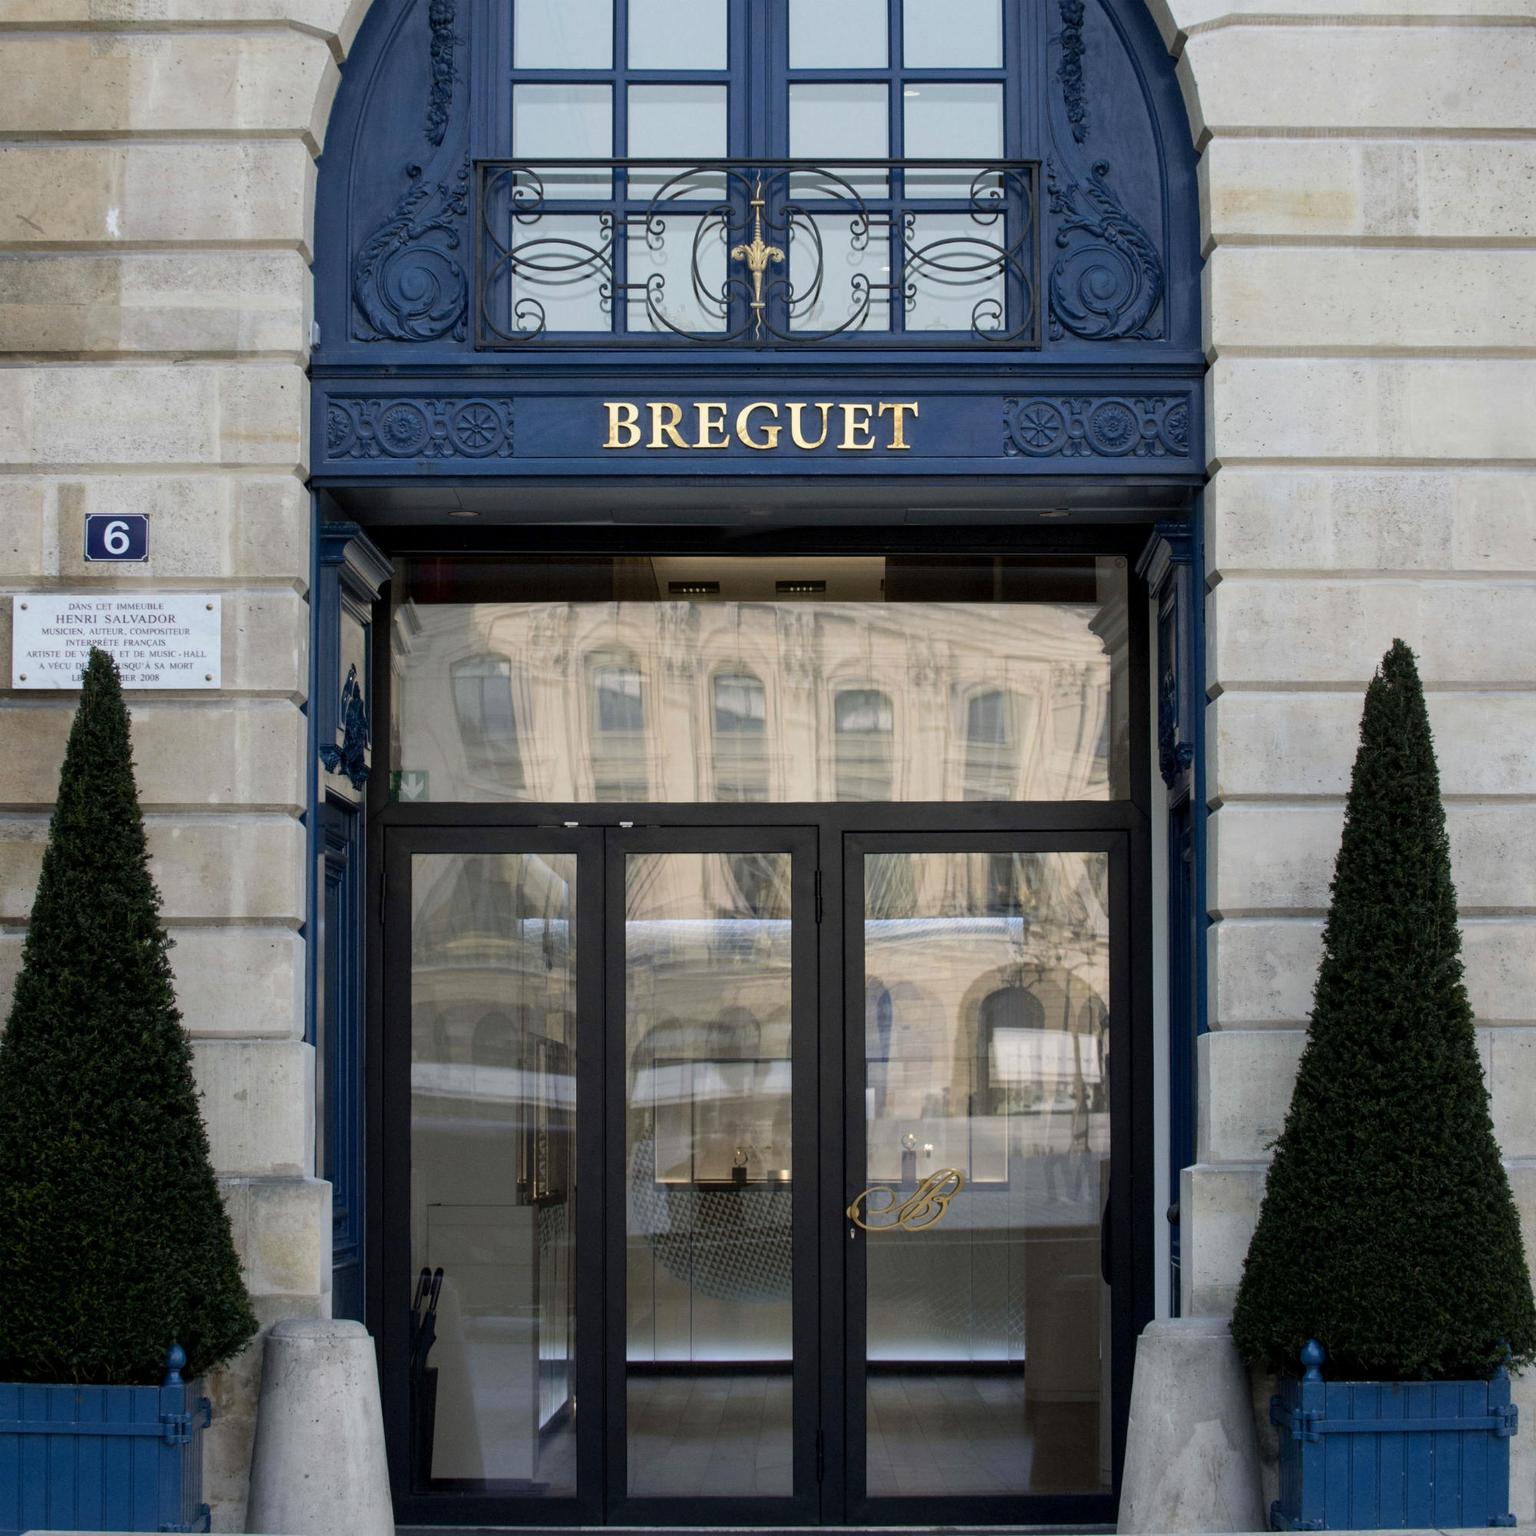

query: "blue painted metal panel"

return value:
[313, 376, 1202, 480]
[311, 524, 387, 1323]
[0, 1367, 210, 1536]
[1269, 1346, 1517, 1530]
[312, 0, 1204, 476]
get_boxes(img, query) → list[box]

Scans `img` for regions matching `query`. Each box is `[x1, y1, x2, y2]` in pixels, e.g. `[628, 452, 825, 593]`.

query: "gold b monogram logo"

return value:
[846, 1169, 966, 1233]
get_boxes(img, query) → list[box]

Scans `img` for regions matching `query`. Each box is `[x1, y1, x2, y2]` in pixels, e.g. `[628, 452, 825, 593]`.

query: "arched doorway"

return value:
[311, 0, 1201, 1525]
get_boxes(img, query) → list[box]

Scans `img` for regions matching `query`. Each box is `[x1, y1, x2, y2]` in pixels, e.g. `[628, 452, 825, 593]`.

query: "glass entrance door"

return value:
[382, 818, 1136, 1528]
[842, 831, 1128, 1526]
[605, 827, 820, 1522]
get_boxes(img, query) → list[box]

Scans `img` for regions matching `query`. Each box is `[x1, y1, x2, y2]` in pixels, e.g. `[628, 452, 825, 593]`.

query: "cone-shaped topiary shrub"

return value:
[0, 648, 257, 1385]
[1231, 639, 1536, 1381]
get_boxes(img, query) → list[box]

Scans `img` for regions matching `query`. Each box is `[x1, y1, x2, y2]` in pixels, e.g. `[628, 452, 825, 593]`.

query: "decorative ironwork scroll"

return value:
[474, 158, 1039, 349]
[1047, 157, 1165, 341]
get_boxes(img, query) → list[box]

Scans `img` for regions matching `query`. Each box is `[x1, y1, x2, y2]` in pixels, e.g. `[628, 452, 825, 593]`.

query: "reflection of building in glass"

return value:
[408, 853, 579, 1492]
[407, 843, 1112, 1493]
[391, 557, 1129, 804]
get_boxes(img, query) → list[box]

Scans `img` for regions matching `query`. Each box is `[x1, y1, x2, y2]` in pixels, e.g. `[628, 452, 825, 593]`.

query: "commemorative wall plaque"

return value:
[11, 594, 222, 689]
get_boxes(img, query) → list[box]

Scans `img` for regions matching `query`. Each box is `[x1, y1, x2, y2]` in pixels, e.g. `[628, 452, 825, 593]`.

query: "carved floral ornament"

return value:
[1004, 394, 1190, 459]
[327, 396, 514, 460]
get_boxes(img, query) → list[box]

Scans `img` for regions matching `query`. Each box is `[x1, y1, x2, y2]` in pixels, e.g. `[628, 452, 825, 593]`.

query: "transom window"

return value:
[475, 0, 1037, 347]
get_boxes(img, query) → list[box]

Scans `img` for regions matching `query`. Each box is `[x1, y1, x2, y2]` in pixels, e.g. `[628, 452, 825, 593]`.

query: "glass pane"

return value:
[904, 83, 1003, 197]
[514, 0, 612, 68]
[790, 0, 887, 67]
[629, 0, 728, 69]
[789, 83, 888, 198]
[905, 212, 1005, 334]
[513, 85, 613, 198]
[409, 852, 578, 1493]
[509, 213, 611, 334]
[788, 216, 891, 334]
[860, 849, 1111, 1495]
[628, 84, 728, 159]
[903, 0, 1001, 67]
[514, 83, 612, 155]
[627, 84, 728, 199]
[625, 852, 795, 1496]
[390, 555, 1131, 803]
[627, 213, 729, 334]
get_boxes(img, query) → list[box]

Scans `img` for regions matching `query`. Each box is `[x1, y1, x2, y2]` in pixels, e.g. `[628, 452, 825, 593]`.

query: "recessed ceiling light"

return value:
[669, 580, 720, 595]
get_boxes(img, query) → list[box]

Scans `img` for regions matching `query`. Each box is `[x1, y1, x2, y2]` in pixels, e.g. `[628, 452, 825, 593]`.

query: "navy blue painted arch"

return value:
[311, 0, 1203, 483]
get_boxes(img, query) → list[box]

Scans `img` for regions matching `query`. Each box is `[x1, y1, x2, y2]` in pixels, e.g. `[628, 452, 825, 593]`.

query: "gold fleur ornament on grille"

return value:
[730, 177, 785, 339]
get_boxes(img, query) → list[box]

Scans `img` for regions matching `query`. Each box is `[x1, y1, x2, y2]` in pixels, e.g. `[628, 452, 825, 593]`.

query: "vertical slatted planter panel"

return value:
[0, 1378, 210, 1536]
[1270, 1365, 1516, 1530]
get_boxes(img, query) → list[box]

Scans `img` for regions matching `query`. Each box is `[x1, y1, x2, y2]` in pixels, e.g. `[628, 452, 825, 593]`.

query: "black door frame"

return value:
[602, 823, 823, 1526]
[840, 827, 1138, 1529]
[362, 504, 1156, 1530]
[375, 800, 1150, 1529]
[379, 823, 608, 1528]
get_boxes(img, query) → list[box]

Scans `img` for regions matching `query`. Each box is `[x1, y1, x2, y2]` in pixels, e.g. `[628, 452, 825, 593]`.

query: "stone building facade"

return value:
[0, 0, 1533, 1527]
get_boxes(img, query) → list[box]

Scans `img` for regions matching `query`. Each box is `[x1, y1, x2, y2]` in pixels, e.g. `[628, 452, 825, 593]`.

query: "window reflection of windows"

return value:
[962, 686, 1019, 800]
[712, 671, 768, 802]
[980, 985, 1048, 1114]
[834, 687, 894, 801]
[965, 847, 1039, 917]
[451, 654, 525, 787]
[591, 660, 648, 798]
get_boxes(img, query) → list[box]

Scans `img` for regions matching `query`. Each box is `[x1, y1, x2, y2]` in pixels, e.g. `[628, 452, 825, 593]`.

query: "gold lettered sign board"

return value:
[603, 399, 919, 453]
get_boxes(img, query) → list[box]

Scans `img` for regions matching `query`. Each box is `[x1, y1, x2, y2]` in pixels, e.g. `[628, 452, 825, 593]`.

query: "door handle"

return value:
[846, 1169, 965, 1232]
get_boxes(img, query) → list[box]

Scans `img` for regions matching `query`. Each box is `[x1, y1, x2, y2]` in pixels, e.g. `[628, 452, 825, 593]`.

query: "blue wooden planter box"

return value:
[1270, 1342, 1518, 1530]
[0, 1357, 210, 1536]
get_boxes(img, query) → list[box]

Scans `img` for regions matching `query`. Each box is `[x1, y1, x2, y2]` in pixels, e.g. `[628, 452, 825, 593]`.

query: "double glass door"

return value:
[383, 817, 1129, 1527]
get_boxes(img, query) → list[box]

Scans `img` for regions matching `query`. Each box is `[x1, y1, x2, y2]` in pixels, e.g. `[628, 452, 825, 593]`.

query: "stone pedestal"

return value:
[1117, 1316, 1264, 1534]
[245, 1318, 394, 1536]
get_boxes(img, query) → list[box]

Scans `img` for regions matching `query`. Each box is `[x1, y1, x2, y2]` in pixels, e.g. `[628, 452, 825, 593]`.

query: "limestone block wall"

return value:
[0, 0, 1533, 1524]
[1153, 0, 1536, 1331]
[0, 0, 362, 1524]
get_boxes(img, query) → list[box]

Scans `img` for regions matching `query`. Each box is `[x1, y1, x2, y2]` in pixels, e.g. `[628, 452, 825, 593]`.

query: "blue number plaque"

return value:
[85, 514, 150, 562]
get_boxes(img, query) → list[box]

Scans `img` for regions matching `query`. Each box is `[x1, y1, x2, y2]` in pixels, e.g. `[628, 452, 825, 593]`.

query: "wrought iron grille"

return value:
[473, 158, 1040, 350]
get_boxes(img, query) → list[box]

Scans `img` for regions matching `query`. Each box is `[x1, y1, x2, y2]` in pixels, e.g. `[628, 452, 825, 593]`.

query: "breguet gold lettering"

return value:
[602, 399, 918, 452]
[878, 400, 918, 450]
[648, 401, 689, 450]
[839, 402, 876, 451]
[787, 401, 833, 450]
[693, 401, 731, 450]
[603, 401, 641, 449]
[736, 400, 781, 450]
